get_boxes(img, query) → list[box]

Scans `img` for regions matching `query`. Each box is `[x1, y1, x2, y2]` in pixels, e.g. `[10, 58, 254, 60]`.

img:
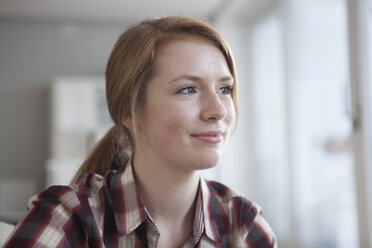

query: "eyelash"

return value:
[177, 85, 233, 95]
[219, 86, 233, 95]
[177, 86, 197, 94]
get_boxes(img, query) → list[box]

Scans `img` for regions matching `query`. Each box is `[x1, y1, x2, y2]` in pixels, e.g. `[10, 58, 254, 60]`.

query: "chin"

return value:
[195, 163, 218, 171]
[191, 151, 222, 170]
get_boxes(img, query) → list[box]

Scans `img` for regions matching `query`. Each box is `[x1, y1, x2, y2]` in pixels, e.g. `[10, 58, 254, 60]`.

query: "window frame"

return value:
[347, 0, 372, 246]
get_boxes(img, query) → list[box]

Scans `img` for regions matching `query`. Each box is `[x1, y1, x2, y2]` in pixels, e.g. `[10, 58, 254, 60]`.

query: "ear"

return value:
[121, 116, 133, 129]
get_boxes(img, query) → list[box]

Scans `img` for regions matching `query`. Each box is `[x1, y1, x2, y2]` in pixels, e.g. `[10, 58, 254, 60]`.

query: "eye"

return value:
[177, 86, 197, 94]
[218, 86, 233, 95]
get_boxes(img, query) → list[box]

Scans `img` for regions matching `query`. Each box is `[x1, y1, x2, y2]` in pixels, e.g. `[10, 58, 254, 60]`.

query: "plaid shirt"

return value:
[4, 163, 277, 248]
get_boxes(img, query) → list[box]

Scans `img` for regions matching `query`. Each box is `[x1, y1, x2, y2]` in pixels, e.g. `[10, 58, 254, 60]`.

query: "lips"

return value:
[191, 131, 224, 144]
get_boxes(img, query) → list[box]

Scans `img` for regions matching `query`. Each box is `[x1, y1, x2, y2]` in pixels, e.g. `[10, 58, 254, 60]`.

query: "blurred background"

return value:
[0, 0, 372, 247]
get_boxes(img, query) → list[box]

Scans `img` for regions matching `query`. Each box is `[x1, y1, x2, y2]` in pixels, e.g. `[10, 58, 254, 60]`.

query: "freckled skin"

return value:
[134, 36, 236, 173]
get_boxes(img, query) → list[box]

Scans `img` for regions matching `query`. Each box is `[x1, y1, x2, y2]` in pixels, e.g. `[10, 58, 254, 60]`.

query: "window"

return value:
[250, 12, 290, 240]
[216, 0, 372, 245]
[248, 0, 359, 247]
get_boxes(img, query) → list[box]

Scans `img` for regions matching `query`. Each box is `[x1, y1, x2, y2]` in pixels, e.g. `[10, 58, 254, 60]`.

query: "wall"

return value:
[0, 20, 126, 193]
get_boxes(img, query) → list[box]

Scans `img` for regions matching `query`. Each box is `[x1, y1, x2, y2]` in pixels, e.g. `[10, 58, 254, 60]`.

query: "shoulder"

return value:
[33, 172, 106, 211]
[203, 179, 277, 247]
[4, 186, 82, 247]
[204, 179, 261, 224]
[25, 173, 104, 226]
[4, 172, 108, 248]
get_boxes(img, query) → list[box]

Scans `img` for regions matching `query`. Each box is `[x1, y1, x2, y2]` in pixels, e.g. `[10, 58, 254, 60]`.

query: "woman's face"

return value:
[129, 36, 235, 172]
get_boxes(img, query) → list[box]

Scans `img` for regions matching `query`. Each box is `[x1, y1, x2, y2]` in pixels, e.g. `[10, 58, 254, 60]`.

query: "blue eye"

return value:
[218, 86, 233, 95]
[178, 86, 197, 94]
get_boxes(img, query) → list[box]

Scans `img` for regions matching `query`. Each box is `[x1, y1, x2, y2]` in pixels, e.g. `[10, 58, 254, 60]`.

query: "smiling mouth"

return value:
[191, 131, 223, 144]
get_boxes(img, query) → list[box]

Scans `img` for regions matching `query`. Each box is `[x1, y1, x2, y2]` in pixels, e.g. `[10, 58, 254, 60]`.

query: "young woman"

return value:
[5, 16, 277, 247]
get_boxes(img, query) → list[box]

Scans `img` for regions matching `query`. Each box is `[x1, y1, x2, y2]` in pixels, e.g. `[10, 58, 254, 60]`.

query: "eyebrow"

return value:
[168, 74, 234, 84]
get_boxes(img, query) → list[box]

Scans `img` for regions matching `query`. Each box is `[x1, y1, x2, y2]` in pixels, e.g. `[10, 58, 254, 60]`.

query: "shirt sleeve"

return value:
[245, 210, 278, 248]
[3, 187, 86, 248]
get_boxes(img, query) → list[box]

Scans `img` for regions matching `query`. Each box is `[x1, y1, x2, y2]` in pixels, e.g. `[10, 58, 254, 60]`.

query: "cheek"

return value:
[224, 100, 236, 127]
[150, 102, 197, 143]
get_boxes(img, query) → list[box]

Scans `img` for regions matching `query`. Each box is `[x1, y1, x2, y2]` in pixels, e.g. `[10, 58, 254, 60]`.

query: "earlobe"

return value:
[121, 116, 133, 129]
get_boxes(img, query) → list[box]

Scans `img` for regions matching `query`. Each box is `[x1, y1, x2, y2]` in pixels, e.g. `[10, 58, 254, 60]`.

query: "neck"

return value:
[132, 152, 200, 223]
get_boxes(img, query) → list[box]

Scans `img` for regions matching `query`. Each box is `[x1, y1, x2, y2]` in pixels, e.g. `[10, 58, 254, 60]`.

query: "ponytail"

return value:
[71, 125, 133, 183]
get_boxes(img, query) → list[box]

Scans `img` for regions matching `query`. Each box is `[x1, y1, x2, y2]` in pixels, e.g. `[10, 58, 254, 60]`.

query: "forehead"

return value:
[155, 35, 218, 53]
[151, 35, 231, 79]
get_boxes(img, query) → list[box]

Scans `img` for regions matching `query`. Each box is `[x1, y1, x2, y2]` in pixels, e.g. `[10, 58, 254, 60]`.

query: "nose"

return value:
[200, 91, 227, 121]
